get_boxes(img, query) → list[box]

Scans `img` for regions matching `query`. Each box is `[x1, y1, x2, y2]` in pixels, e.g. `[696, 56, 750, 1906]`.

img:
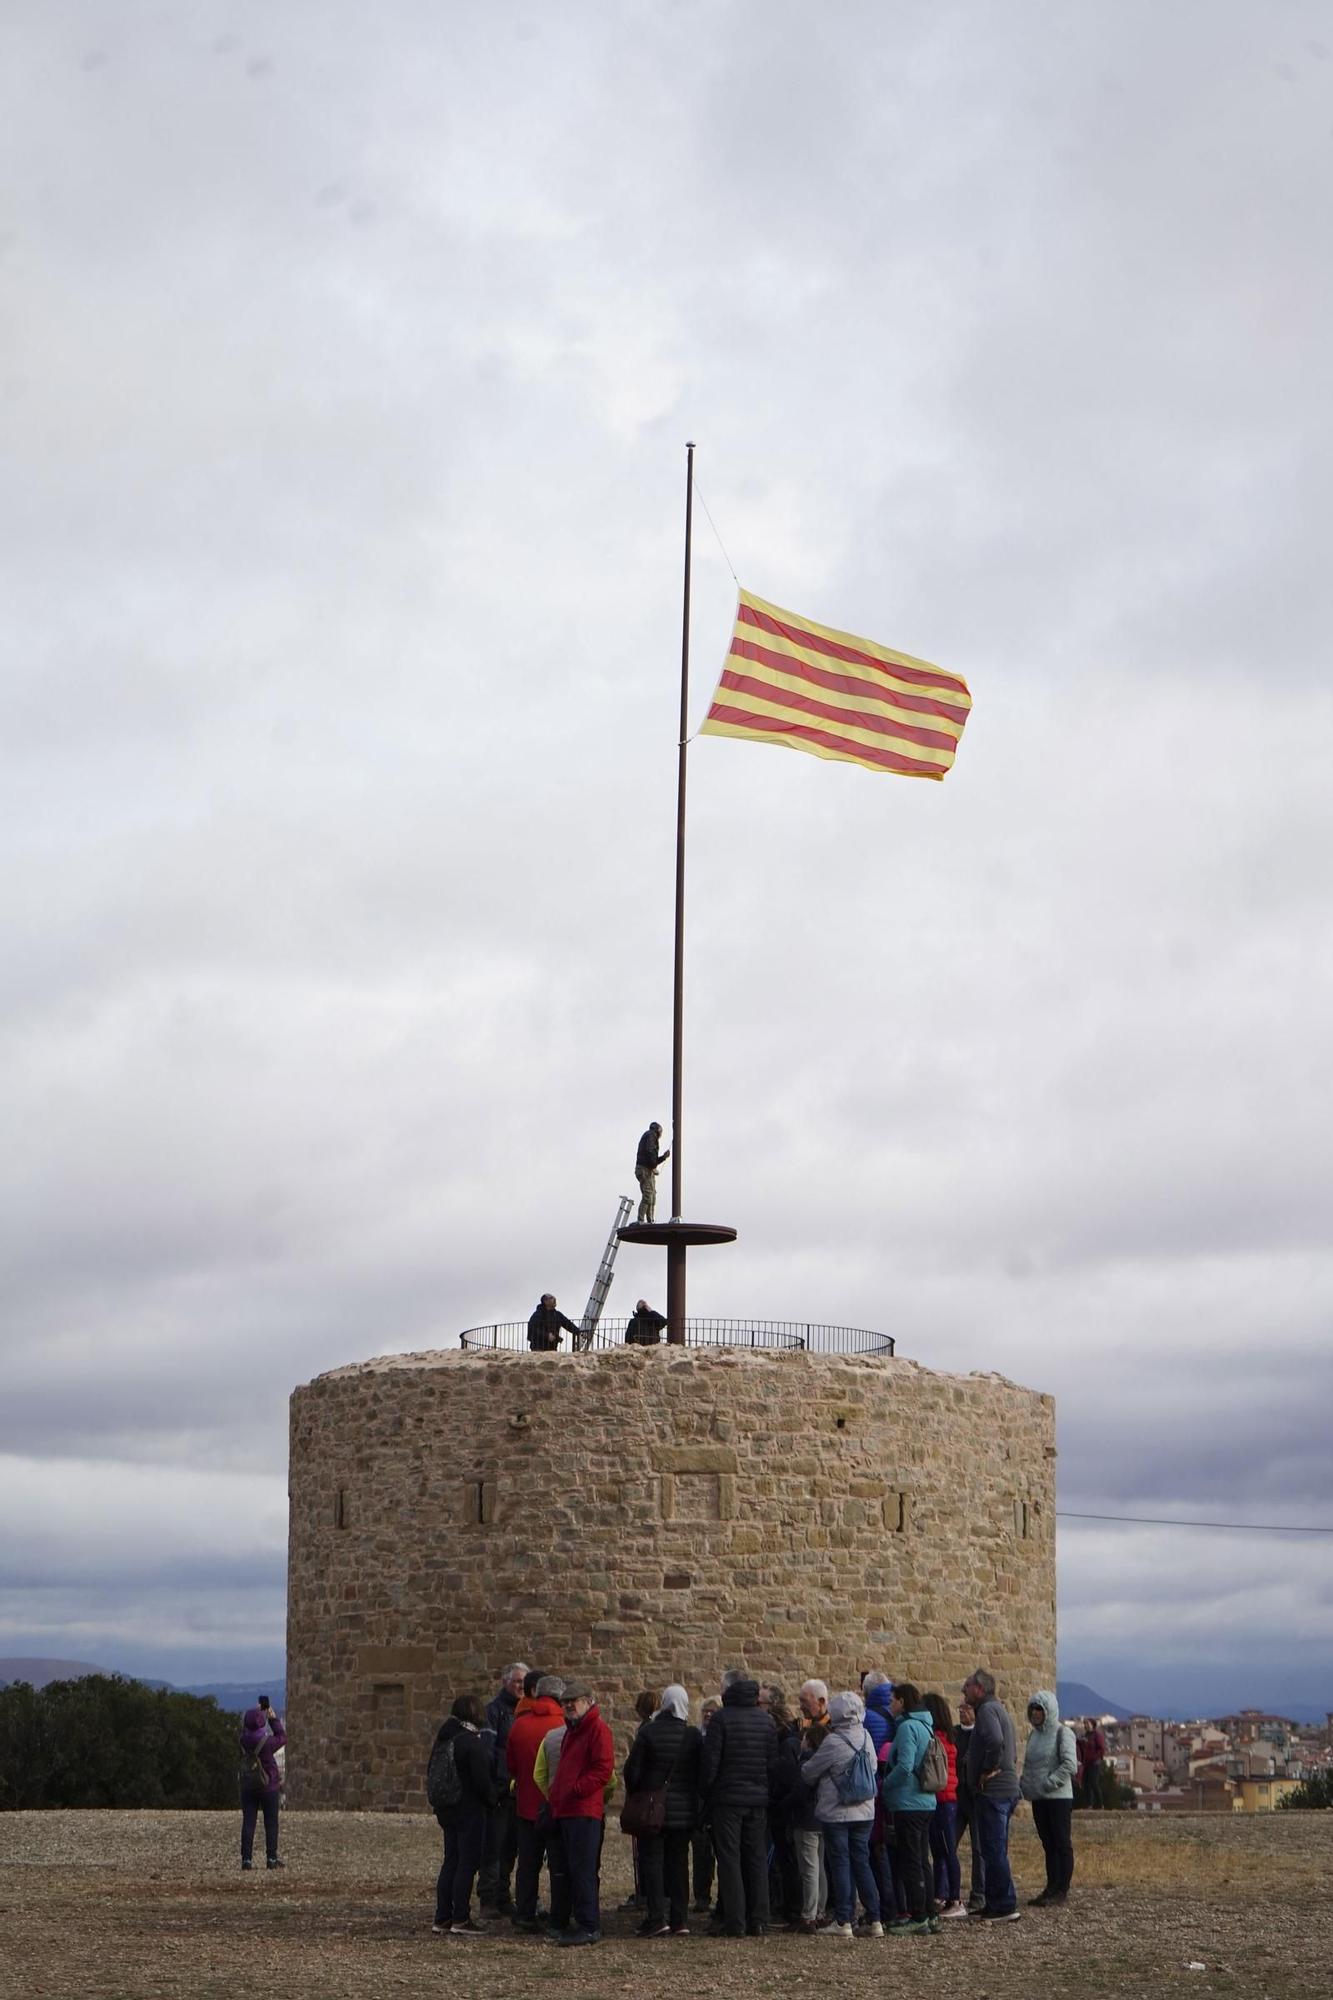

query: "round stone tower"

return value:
[286, 1343, 1056, 1809]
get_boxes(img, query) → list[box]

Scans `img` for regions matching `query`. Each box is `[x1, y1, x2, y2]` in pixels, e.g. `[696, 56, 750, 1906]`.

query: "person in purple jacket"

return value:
[238, 1696, 286, 1871]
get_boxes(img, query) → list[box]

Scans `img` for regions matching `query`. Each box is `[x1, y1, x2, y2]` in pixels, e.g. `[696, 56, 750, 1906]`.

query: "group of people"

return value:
[427, 1661, 1083, 1946]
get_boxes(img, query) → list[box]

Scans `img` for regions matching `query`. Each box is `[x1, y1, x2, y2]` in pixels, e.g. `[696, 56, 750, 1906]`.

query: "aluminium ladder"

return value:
[577, 1195, 635, 1348]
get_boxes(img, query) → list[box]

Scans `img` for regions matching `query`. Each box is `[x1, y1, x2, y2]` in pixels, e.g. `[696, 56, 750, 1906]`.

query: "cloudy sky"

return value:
[3, 1, 1331, 1717]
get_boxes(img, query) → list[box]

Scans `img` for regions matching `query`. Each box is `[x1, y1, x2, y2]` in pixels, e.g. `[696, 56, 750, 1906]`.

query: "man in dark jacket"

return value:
[478, 1662, 527, 1916]
[634, 1123, 670, 1224]
[962, 1669, 1021, 1921]
[625, 1299, 668, 1346]
[699, 1669, 778, 1936]
[527, 1296, 581, 1352]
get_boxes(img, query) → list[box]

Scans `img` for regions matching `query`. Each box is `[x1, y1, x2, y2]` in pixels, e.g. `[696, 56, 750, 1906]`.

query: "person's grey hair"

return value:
[862, 1669, 891, 1693]
[535, 1675, 565, 1700]
[800, 1678, 828, 1702]
[971, 1669, 996, 1698]
[720, 1665, 748, 1691]
[503, 1662, 530, 1682]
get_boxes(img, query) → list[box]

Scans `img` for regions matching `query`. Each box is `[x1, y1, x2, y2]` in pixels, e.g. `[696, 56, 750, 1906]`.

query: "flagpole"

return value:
[667, 441, 694, 1344]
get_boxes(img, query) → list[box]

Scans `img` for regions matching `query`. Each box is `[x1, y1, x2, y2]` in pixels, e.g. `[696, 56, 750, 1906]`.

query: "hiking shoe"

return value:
[1028, 1892, 1050, 1907]
[1045, 1892, 1068, 1906]
[558, 1928, 602, 1947]
[942, 1901, 970, 1918]
[450, 1919, 487, 1935]
[240, 1861, 253, 1871]
[636, 1920, 670, 1937]
[981, 1908, 1022, 1922]
[815, 1919, 854, 1938]
[858, 1919, 885, 1937]
[927, 1916, 942, 1933]
[890, 1917, 931, 1935]
[431, 1923, 447, 1935]
[669, 1923, 690, 1935]
[265, 1858, 284, 1871]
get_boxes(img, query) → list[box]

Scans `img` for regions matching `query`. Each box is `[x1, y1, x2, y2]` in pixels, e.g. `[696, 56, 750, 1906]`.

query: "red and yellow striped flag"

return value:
[700, 588, 971, 781]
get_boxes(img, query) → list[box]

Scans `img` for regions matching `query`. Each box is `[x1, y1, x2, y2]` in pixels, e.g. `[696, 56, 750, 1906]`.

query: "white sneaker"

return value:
[943, 1902, 971, 1919]
[816, 1920, 854, 1938]
[863, 1920, 885, 1937]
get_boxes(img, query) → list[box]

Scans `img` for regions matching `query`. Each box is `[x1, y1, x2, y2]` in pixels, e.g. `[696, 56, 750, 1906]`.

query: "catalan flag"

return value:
[699, 588, 971, 781]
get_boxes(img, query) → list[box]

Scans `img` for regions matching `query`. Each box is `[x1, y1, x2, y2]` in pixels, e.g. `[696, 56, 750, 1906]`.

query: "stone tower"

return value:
[286, 1343, 1056, 1808]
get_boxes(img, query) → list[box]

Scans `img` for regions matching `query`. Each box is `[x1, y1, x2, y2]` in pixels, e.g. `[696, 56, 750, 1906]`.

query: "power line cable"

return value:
[1057, 1510, 1333, 1535]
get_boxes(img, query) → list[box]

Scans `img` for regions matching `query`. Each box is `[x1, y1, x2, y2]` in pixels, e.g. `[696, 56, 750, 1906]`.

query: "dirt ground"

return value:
[0, 1806, 1325, 1999]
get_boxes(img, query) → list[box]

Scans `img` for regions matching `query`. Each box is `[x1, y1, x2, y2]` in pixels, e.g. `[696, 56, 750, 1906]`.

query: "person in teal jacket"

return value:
[880, 1683, 937, 1932]
[1019, 1689, 1077, 1906]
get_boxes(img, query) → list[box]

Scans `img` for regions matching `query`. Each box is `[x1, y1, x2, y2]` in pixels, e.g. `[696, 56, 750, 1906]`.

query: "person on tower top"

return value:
[625, 1299, 668, 1346]
[635, 1123, 671, 1224]
[527, 1296, 581, 1352]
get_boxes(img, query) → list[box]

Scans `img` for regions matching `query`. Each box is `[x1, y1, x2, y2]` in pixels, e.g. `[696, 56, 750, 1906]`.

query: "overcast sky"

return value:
[3, 1, 1331, 1717]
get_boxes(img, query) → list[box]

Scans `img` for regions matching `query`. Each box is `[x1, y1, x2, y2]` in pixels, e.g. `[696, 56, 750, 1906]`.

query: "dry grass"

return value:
[0, 1807, 1326, 1999]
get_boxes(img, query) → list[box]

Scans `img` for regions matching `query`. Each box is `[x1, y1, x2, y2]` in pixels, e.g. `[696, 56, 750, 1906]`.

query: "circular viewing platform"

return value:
[459, 1317, 894, 1356]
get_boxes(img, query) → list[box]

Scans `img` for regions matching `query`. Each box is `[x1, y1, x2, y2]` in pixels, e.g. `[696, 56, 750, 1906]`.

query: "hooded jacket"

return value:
[862, 1679, 896, 1754]
[506, 1695, 566, 1821]
[699, 1679, 778, 1809]
[1019, 1689, 1078, 1803]
[800, 1692, 877, 1824]
[238, 1708, 286, 1795]
[624, 1709, 703, 1831]
[430, 1716, 502, 1821]
[879, 1707, 938, 1814]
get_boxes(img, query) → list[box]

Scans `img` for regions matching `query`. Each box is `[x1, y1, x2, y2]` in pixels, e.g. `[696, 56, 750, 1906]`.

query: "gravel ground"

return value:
[1, 1807, 1326, 1999]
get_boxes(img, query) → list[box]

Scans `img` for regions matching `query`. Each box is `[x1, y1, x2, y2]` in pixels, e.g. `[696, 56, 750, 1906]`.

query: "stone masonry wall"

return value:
[286, 1346, 1056, 1809]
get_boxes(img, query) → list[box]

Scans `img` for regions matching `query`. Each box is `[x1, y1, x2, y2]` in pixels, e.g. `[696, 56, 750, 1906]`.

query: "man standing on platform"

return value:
[635, 1122, 670, 1224]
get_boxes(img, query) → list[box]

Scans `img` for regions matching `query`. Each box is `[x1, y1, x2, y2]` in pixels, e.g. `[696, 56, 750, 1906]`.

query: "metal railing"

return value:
[458, 1317, 894, 1356]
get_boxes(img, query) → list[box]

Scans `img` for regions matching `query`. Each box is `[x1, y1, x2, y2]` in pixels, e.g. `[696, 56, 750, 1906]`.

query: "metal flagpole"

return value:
[617, 440, 734, 1334]
[666, 442, 694, 1343]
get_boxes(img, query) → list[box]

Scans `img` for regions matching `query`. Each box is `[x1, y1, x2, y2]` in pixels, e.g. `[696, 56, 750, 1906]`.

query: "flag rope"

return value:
[691, 475, 739, 584]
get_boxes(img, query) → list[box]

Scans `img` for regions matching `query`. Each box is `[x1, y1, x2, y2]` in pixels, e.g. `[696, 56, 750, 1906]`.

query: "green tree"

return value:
[0, 1676, 241, 1809]
[1279, 1770, 1333, 1810]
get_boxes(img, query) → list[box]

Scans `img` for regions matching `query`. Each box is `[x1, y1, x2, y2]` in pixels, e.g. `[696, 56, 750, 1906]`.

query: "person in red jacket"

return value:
[548, 1681, 614, 1947]
[923, 1691, 963, 1914]
[506, 1675, 568, 1931]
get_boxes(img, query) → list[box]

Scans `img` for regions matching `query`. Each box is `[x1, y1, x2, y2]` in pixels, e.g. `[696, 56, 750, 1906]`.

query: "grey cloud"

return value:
[3, 0, 1332, 1709]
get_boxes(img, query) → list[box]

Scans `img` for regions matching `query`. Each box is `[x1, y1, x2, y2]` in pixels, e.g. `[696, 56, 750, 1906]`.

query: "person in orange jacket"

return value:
[548, 1681, 615, 1946]
[506, 1675, 567, 1931]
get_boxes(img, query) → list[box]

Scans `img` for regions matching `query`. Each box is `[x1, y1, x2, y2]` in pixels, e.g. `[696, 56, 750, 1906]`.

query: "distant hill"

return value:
[0, 1659, 283, 1713]
[1057, 1679, 1130, 1720]
[0, 1657, 110, 1689]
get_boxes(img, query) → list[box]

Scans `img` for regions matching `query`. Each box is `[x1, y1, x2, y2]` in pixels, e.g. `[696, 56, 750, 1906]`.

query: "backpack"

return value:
[239, 1743, 268, 1792]
[832, 1728, 877, 1806]
[914, 1728, 950, 1796]
[426, 1734, 463, 1818]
